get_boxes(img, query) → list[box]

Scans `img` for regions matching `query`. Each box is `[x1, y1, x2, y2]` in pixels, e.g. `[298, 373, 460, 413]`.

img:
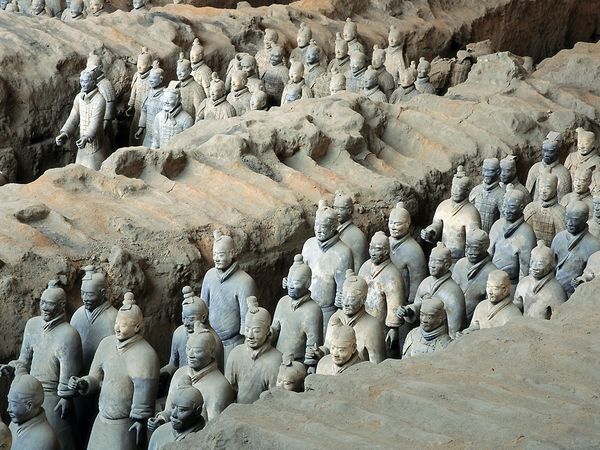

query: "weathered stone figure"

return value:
[201, 230, 258, 363]
[514, 240, 566, 319]
[225, 297, 282, 404]
[523, 172, 566, 246]
[316, 317, 361, 375]
[551, 200, 600, 297]
[30, 0, 48, 16]
[362, 65, 388, 103]
[371, 45, 395, 100]
[452, 228, 498, 323]
[560, 166, 594, 215]
[304, 40, 328, 98]
[588, 195, 600, 239]
[328, 33, 350, 76]
[499, 155, 531, 203]
[256, 28, 280, 77]
[68, 293, 159, 450]
[389, 67, 420, 104]
[190, 38, 213, 98]
[239, 54, 263, 94]
[56, 69, 108, 170]
[151, 82, 194, 149]
[388, 201, 427, 304]
[197, 73, 237, 120]
[64, 0, 84, 21]
[342, 18, 365, 56]
[8, 374, 59, 450]
[126, 47, 153, 145]
[261, 44, 288, 107]
[1, 281, 81, 450]
[449, 50, 474, 87]
[329, 67, 347, 95]
[402, 296, 452, 358]
[421, 165, 482, 261]
[281, 62, 313, 105]
[135, 60, 165, 147]
[526, 132, 572, 201]
[86, 52, 116, 146]
[290, 22, 312, 65]
[415, 57, 436, 94]
[249, 90, 268, 111]
[469, 158, 505, 233]
[345, 51, 367, 93]
[272, 255, 323, 366]
[385, 25, 407, 83]
[175, 52, 206, 122]
[333, 191, 368, 271]
[573, 249, 600, 288]
[227, 70, 252, 116]
[131, 0, 146, 12]
[276, 353, 307, 392]
[88, 0, 107, 17]
[564, 127, 599, 187]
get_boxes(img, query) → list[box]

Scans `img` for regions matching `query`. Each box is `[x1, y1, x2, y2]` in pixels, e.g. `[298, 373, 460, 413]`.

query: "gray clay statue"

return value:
[131, 0, 146, 12]
[239, 54, 263, 94]
[564, 127, 599, 190]
[30, 0, 48, 16]
[389, 66, 420, 104]
[342, 18, 365, 56]
[135, 60, 165, 147]
[385, 25, 407, 83]
[345, 51, 367, 93]
[329, 68, 347, 95]
[151, 82, 194, 149]
[588, 195, 600, 239]
[190, 38, 213, 98]
[226, 70, 252, 116]
[523, 172, 566, 246]
[371, 45, 395, 100]
[560, 166, 594, 216]
[276, 353, 307, 392]
[304, 40, 328, 98]
[256, 28, 280, 78]
[64, 0, 84, 21]
[86, 52, 116, 147]
[261, 44, 288, 107]
[126, 47, 153, 145]
[281, 62, 313, 105]
[334, 191, 368, 272]
[175, 52, 206, 122]
[315, 317, 361, 375]
[469, 158, 505, 233]
[414, 57, 436, 94]
[402, 296, 452, 358]
[526, 132, 572, 201]
[249, 90, 268, 111]
[499, 155, 531, 203]
[362, 65, 387, 103]
[88, 0, 108, 17]
[289, 23, 312, 65]
[197, 73, 237, 120]
[327, 33, 350, 76]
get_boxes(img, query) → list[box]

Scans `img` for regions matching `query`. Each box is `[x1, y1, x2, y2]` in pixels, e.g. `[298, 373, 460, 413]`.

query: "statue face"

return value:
[343, 26, 355, 42]
[363, 73, 377, 89]
[541, 144, 557, 165]
[499, 165, 516, 184]
[418, 65, 429, 78]
[264, 32, 276, 50]
[270, 49, 283, 66]
[538, 177, 557, 202]
[335, 41, 348, 59]
[80, 72, 96, 93]
[210, 84, 224, 101]
[578, 136, 594, 156]
[529, 254, 552, 280]
[330, 340, 356, 366]
[250, 95, 266, 111]
[70, 1, 82, 16]
[314, 217, 336, 242]
[306, 48, 320, 65]
[81, 281, 105, 311]
[213, 248, 233, 270]
[245, 322, 269, 349]
[420, 311, 444, 333]
[465, 240, 487, 264]
[428, 255, 450, 278]
[503, 197, 523, 222]
[399, 70, 413, 88]
[276, 372, 302, 392]
[450, 179, 469, 203]
[148, 71, 164, 89]
[176, 64, 191, 81]
[7, 393, 34, 425]
[289, 67, 302, 83]
[162, 92, 179, 112]
[565, 210, 587, 235]
[90, 0, 102, 13]
[132, 0, 144, 8]
[333, 202, 352, 224]
[186, 341, 212, 370]
[297, 31, 310, 48]
[341, 290, 364, 316]
[240, 60, 255, 77]
[231, 75, 246, 92]
[573, 173, 591, 194]
[287, 272, 310, 300]
[39, 291, 63, 322]
[170, 397, 199, 432]
[388, 215, 409, 238]
[190, 48, 203, 64]
[114, 314, 140, 341]
[350, 55, 366, 73]
[369, 242, 388, 265]
[388, 30, 401, 47]
[31, 0, 44, 13]
[182, 307, 206, 334]
[372, 52, 385, 70]
[482, 166, 499, 185]
[137, 58, 151, 74]
[486, 277, 509, 304]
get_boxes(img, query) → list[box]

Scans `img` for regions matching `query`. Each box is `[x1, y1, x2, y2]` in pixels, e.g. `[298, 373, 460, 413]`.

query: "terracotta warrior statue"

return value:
[190, 38, 213, 98]
[371, 45, 395, 100]
[8, 374, 59, 450]
[283, 83, 303, 104]
[135, 60, 165, 147]
[225, 297, 282, 404]
[56, 69, 108, 170]
[276, 353, 307, 392]
[152, 323, 233, 428]
[414, 57, 436, 94]
[201, 230, 258, 363]
[334, 191, 368, 271]
[523, 172, 566, 246]
[328, 33, 350, 76]
[86, 52, 116, 147]
[261, 44, 288, 107]
[588, 195, 600, 239]
[126, 47, 153, 145]
[560, 166, 594, 215]
[514, 240, 566, 319]
[304, 40, 328, 98]
[175, 52, 206, 122]
[421, 165, 482, 261]
[526, 132, 572, 201]
[389, 66, 420, 104]
[227, 70, 252, 116]
[64, 0, 84, 21]
[329, 68, 347, 95]
[68, 293, 159, 450]
[315, 317, 362, 375]
[345, 51, 367, 93]
[197, 73, 237, 120]
[362, 66, 387, 103]
[488, 186, 537, 287]
[458, 270, 521, 334]
[551, 200, 600, 297]
[256, 28, 280, 77]
[249, 90, 268, 111]
[388, 201, 427, 304]
[30, 0, 49, 16]
[573, 249, 600, 288]
[1, 281, 81, 450]
[161, 286, 224, 379]
[402, 296, 452, 358]
[451, 228, 498, 323]
[239, 54, 263, 94]
[342, 18, 365, 55]
[397, 243, 466, 338]
[151, 82, 194, 149]
[385, 25, 407, 83]
[2, 0, 18, 12]
[469, 158, 505, 233]
[131, 0, 146, 12]
[148, 379, 204, 449]
[565, 127, 599, 189]
[358, 232, 405, 352]
[499, 155, 531, 203]
[289, 22, 312, 65]
[281, 62, 313, 105]
[88, 0, 108, 17]
[301, 200, 354, 333]
[272, 255, 323, 367]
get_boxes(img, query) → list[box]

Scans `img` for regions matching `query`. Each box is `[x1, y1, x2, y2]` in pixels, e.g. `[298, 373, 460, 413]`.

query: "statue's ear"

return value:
[100, 288, 107, 298]
[134, 322, 142, 334]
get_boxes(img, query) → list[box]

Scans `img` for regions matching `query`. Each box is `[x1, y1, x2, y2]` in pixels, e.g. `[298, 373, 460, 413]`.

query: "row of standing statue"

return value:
[1, 0, 150, 19]
[2, 127, 600, 449]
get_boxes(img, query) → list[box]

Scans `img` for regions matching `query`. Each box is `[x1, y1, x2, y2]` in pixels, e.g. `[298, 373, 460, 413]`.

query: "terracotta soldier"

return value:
[126, 47, 153, 145]
[334, 191, 368, 271]
[449, 50, 474, 86]
[2, 0, 18, 11]
[345, 51, 367, 93]
[573, 249, 600, 287]
[397, 243, 466, 338]
[201, 230, 258, 363]
[148, 380, 204, 450]
[488, 186, 537, 288]
[328, 33, 350, 76]
[469, 158, 505, 233]
[523, 172, 566, 246]
[315, 317, 362, 375]
[131, 0, 146, 12]
[551, 200, 600, 297]
[239, 54, 263, 94]
[564, 127, 599, 187]
[153, 323, 233, 427]
[385, 25, 407, 83]
[588, 195, 600, 239]
[190, 38, 213, 98]
[514, 240, 566, 319]
[30, 0, 49, 16]
[249, 90, 268, 111]
[371, 45, 395, 100]
[329, 68, 347, 95]
[135, 60, 165, 147]
[88, 0, 108, 17]
[56, 69, 107, 170]
[276, 353, 306, 392]
[283, 83, 302, 103]
[227, 70, 252, 116]
[197, 73, 237, 120]
[402, 296, 452, 358]
[272, 255, 323, 366]
[1, 281, 81, 450]
[358, 232, 405, 351]
[301, 200, 354, 332]
[261, 44, 288, 107]
[452, 228, 498, 323]
[304, 40, 328, 98]
[389, 66, 420, 104]
[256, 28, 280, 77]
[421, 165, 482, 261]
[68, 293, 159, 450]
[499, 155, 530, 203]
[64, 0, 84, 21]
[86, 52, 116, 148]
[342, 18, 365, 55]
[225, 297, 282, 404]
[415, 57, 436, 94]
[388, 201, 427, 304]
[8, 374, 59, 450]
[526, 132, 572, 201]
[151, 82, 193, 149]
[458, 270, 521, 334]
[161, 286, 224, 379]
[362, 66, 388, 103]
[560, 166, 594, 215]
[175, 52, 206, 122]
[290, 22, 312, 65]
[281, 62, 313, 105]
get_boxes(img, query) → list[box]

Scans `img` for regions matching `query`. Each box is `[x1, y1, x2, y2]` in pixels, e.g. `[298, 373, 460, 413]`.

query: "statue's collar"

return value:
[42, 313, 65, 334]
[116, 334, 142, 354]
[216, 261, 239, 283]
[188, 360, 217, 384]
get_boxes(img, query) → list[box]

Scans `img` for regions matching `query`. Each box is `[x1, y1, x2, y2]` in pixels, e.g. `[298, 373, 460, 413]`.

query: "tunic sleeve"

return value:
[384, 270, 405, 328]
[151, 114, 161, 149]
[83, 96, 106, 141]
[129, 350, 160, 420]
[56, 330, 83, 398]
[60, 97, 81, 137]
[12, 320, 34, 372]
[408, 248, 428, 304]
[366, 323, 386, 364]
[81, 340, 105, 396]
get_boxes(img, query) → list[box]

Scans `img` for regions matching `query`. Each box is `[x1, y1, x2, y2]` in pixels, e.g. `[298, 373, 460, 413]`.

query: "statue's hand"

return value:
[75, 135, 90, 149]
[334, 291, 343, 309]
[0, 364, 15, 379]
[54, 398, 70, 419]
[305, 345, 324, 361]
[281, 277, 288, 290]
[134, 127, 144, 140]
[125, 106, 135, 117]
[307, 365, 316, 375]
[68, 376, 88, 392]
[129, 420, 146, 445]
[396, 305, 409, 319]
[385, 328, 399, 350]
[147, 415, 165, 433]
[420, 227, 435, 243]
[55, 133, 68, 147]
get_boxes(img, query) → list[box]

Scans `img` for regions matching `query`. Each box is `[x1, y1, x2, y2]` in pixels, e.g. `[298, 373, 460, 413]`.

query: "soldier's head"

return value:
[263, 28, 279, 50]
[499, 155, 517, 184]
[212, 230, 235, 270]
[372, 45, 386, 70]
[276, 353, 306, 392]
[31, 0, 45, 14]
[314, 200, 338, 242]
[450, 165, 470, 202]
[162, 85, 181, 112]
[270, 44, 284, 66]
[502, 186, 526, 222]
[289, 62, 304, 84]
[306, 40, 321, 65]
[231, 69, 248, 92]
[132, 0, 144, 10]
[429, 243, 452, 278]
[419, 296, 447, 333]
[40, 280, 66, 322]
[286, 255, 311, 300]
[343, 18, 358, 43]
[7, 374, 44, 425]
[335, 33, 348, 60]
[186, 322, 216, 370]
[286, 83, 302, 103]
[541, 137, 559, 165]
[465, 228, 490, 264]
[388, 201, 411, 239]
[529, 240, 554, 280]
[250, 90, 267, 111]
[576, 127, 596, 157]
[209, 72, 226, 101]
[81, 265, 107, 311]
[244, 297, 271, 350]
[79, 69, 97, 94]
[329, 68, 346, 94]
[486, 270, 511, 304]
[176, 52, 192, 81]
[89, 0, 104, 14]
[573, 166, 592, 195]
[369, 231, 390, 265]
[363, 66, 379, 90]
[297, 23, 312, 48]
[190, 38, 204, 64]
[169, 378, 204, 432]
[329, 317, 357, 366]
[417, 57, 430, 78]
[388, 25, 402, 48]
[399, 67, 416, 88]
[137, 47, 153, 74]
[149, 60, 165, 89]
[333, 191, 353, 224]
[538, 169, 558, 202]
[70, 0, 83, 17]
[481, 158, 500, 185]
[565, 201, 589, 235]
[181, 286, 208, 334]
[350, 52, 367, 74]
[239, 55, 257, 78]
[341, 270, 367, 316]
[115, 293, 143, 341]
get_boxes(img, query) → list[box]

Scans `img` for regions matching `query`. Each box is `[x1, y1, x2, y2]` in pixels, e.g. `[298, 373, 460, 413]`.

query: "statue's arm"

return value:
[60, 98, 80, 137]
[84, 98, 106, 140]
[57, 334, 83, 397]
